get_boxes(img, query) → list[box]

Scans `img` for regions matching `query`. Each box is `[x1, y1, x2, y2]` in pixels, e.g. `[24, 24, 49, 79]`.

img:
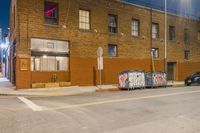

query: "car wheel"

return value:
[198, 79, 200, 84]
[186, 83, 191, 86]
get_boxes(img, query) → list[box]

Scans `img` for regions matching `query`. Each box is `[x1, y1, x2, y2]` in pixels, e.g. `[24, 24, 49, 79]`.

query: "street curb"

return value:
[96, 88, 119, 92]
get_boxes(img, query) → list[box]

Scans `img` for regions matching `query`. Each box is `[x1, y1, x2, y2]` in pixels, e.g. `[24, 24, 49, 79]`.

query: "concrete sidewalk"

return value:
[0, 78, 185, 96]
[0, 86, 98, 96]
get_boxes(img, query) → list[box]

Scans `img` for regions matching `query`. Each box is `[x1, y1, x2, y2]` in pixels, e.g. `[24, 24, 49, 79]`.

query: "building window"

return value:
[198, 31, 200, 41]
[108, 14, 117, 33]
[31, 38, 69, 71]
[131, 19, 140, 37]
[184, 50, 190, 60]
[108, 44, 117, 57]
[44, 1, 58, 25]
[79, 10, 90, 30]
[31, 56, 68, 71]
[169, 26, 175, 40]
[152, 23, 159, 39]
[184, 28, 189, 44]
[151, 48, 159, 59]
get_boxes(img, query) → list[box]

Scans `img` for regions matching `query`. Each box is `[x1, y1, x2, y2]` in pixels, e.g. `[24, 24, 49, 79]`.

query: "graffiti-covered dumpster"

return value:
[145, 72, 153, 87]
[152, 72, 167, 87]
[145, 72, 167, 87]
[118, 70, 146, 90]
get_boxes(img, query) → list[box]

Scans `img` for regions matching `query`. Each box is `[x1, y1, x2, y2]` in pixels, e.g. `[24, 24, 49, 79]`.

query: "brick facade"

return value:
[9, 0, 200, 89]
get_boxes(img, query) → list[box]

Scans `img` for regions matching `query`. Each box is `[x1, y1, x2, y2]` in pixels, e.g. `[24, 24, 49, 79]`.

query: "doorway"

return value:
[167, 62, 176, 81]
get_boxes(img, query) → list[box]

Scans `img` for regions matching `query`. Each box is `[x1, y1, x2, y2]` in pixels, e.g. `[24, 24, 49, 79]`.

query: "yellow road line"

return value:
[43, 90, 200, 111]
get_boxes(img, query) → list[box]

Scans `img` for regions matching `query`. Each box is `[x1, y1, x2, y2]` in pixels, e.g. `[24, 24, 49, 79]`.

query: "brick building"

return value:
[9, 0, 200, 89]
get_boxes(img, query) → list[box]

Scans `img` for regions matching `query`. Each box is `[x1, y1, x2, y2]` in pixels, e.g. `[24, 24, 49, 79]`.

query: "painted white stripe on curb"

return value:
[18, 97, 43, 111]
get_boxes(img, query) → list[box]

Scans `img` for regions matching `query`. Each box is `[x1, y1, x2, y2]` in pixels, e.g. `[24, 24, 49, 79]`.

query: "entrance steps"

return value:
[32, 82, 71, 88]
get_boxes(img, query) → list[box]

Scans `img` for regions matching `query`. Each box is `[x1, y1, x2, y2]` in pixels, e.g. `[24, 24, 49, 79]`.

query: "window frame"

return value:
[79, 9, 91, 30]
[152, 23, 159, 39]
[169, 26, 176, 41]
[184, 50, 190, 60]
[108, 44, 118, 57]
[131, 19, 140, 37]
[184, 28, 190, 44]
[151, 48, 159, 59]
[198, 31, 200, 41]
[44, 1, 59, 25]
[108, 14, 118, 34]
[31, 56, 69, 71]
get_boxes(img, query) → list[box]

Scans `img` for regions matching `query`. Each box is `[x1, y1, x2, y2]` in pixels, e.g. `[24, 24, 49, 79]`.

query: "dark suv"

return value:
[185, 72, 200, 86]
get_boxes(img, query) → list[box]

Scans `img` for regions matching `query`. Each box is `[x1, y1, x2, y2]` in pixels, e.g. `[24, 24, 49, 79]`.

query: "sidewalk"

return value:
[0, 78, 185, 96]
[0, 85, 97, 96]
[167, 81, 185, 86]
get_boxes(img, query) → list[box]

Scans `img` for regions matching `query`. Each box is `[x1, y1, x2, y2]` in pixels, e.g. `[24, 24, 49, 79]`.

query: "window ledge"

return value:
[169, 40, 176, 42]
[153, 58, 160, 60]
[44, 24, 59, 28]
[109, 33, 118, 36]
[132, 35, 140, 38]
[152, 38, 160, 41]
[108, 56, 118, 58]
[79, 29, 92, 32]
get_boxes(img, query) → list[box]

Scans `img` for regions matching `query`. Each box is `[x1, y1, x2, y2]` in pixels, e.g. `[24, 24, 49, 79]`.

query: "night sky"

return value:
[0, 0, 199, 32]
[0, 0, 11, 32]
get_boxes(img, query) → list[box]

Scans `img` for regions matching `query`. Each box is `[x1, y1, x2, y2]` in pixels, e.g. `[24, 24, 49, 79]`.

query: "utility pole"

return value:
[164, 0, 167, 74]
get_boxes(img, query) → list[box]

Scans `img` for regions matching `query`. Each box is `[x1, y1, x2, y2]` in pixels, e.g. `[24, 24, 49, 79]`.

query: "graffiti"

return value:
[128, 71, 146, 88]
[152, 73, 167, 86]
[118, 71, 166, 89]
[119, 73, 128, 88]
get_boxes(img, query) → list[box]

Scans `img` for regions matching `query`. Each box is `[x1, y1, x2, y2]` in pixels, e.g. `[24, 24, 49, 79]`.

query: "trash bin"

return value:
[145, 72, 153, 87]
[152, 72, 167, 87]
[118, 70, 146, 90]
[145, 72, 167, 87]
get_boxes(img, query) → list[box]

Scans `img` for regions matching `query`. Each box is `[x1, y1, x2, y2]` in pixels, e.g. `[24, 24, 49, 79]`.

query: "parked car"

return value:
[185, 72, 200, 86]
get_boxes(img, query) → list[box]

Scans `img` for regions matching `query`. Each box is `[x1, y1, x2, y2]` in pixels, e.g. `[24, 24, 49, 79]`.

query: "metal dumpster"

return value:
[118, 70, 146, 90]
[145, 72, 153, 87]
[152, 72, 167, 87]
[145, 72, 167, 87]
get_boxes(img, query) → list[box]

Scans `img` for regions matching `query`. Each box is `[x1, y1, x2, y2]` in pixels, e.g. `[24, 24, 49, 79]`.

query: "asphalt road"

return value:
[0, 86, 200, 133]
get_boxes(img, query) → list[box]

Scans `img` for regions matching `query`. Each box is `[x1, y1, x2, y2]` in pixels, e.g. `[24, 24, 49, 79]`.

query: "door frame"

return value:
[167, 62, 177, 81]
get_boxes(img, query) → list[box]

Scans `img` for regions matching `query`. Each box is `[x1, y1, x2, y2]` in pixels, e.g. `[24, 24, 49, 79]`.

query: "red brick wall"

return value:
[10, 0, 200, 88]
